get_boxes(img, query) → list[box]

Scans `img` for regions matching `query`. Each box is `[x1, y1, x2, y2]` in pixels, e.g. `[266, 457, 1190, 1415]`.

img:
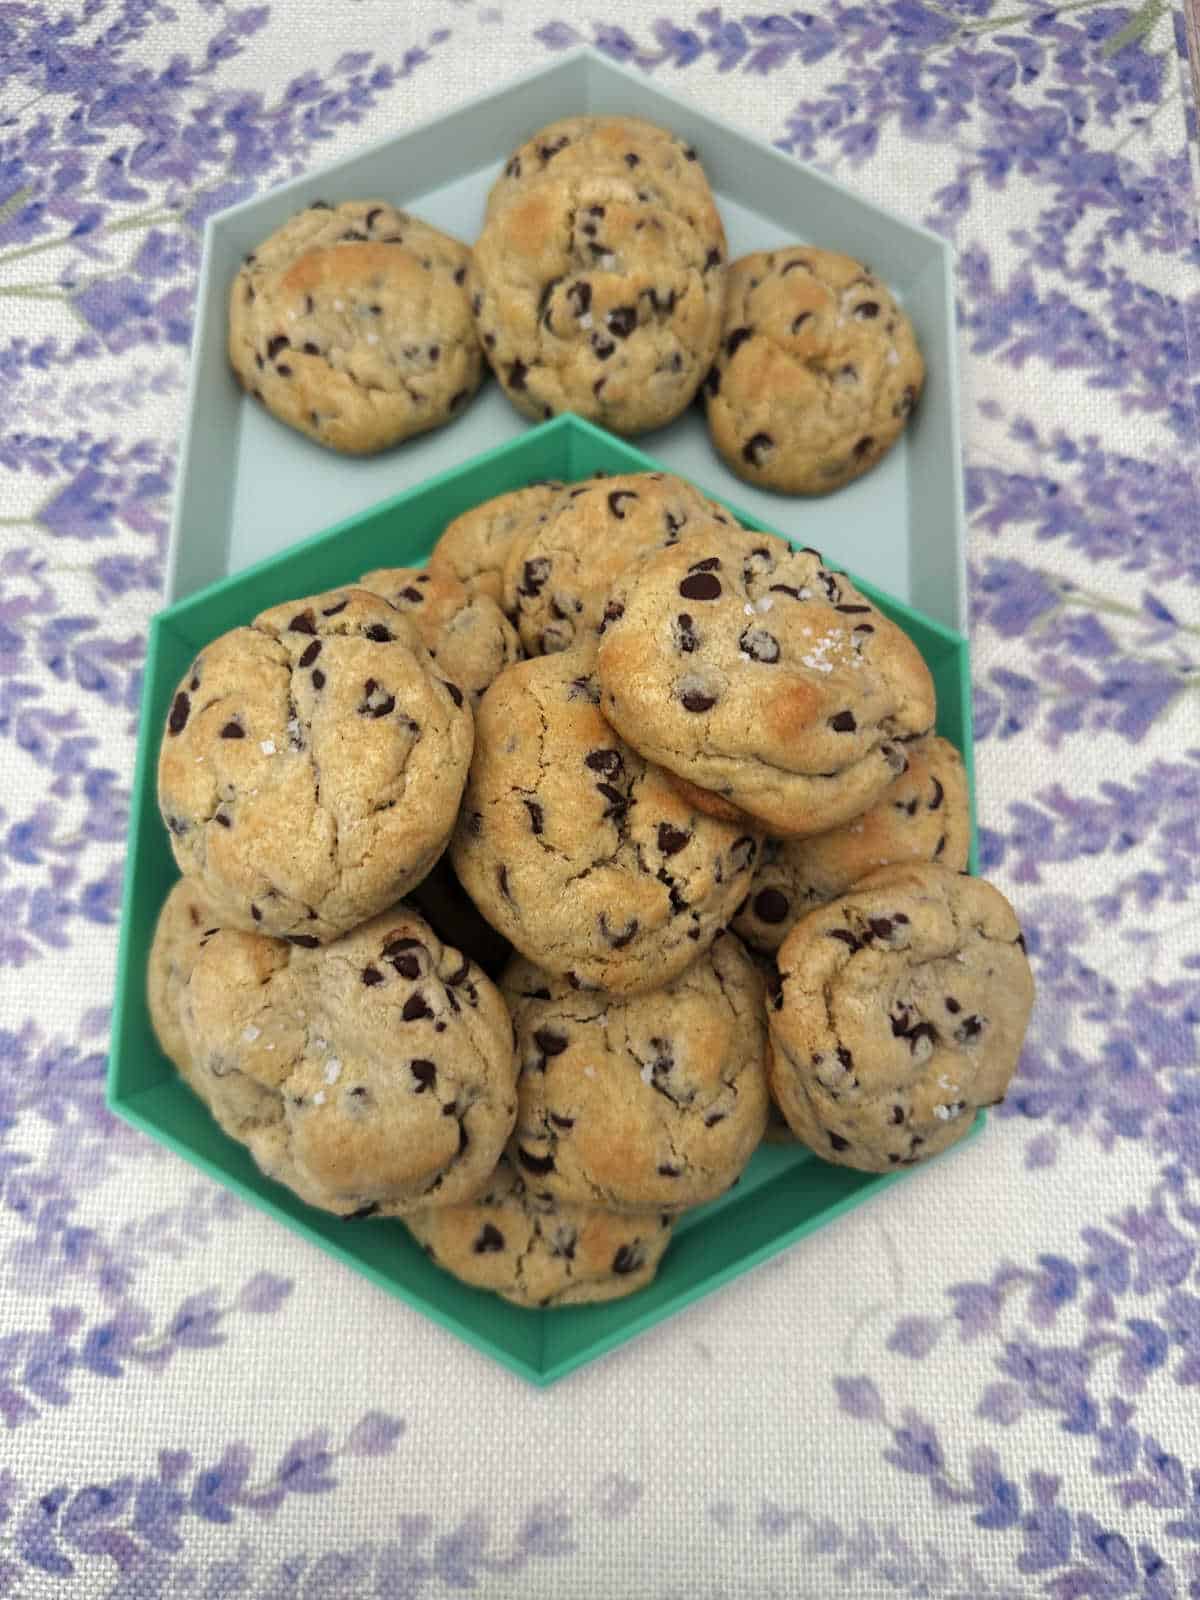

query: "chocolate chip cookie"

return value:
[358, 565, 520, 705]
[470, 118, 726, 435]
[449, 646, 759, 995]
[768, 862, 1034, 1172]
[501, 932, 768, 1213]
[596, 530, 937, 837]
[229, 200, 482, 455]
[157, 587, 473, 942]
[704, 247, 924, 494]
[405, 1156, 675, 1308]
[733, 735, 971, 953]
[426, 483, 564, 605]
[503, 472, 742, 656]
[174, 904, 517, 1216]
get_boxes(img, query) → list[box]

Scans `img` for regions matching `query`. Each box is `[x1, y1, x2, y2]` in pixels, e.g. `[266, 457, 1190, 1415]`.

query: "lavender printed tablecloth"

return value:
[2, 2, 1199, 1595]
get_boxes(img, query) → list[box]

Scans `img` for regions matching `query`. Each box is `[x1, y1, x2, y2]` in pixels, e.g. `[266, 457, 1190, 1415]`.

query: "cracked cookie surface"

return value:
[501, 932, 768, 1213]
[426, 483, 564, 605]
[704, 247, 924, 494]
[768, 862, 1034, 1172]
[449, 645, 759, 996]
[358, 564, 520, 705]
[596, 529, 936, 838]
[503, 471, 743, 656]
[733, 735, 971, 953]
[228, 200, 482, 455]
[404, 1155, 675, 1307]
[157, 586, 473, 942]
[469, 117, 726, 435]
[157, 902, 517, 1216]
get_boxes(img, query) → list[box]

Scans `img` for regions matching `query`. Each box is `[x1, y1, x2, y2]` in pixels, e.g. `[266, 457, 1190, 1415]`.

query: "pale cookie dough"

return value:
[157, 587, 473, 943]
[166, 904, 517, 1216]
[470, 118, 726, 434]
[597, 529, 937, 837]
[449, 646, 759, 996]
[704, 247, 924, 494]
[426, 483, 565, 605]
[501, 932, 768, 1213]
[229, 200, 482, 454]
[405, 1156, 675, 1308]
[358, 564, 520, 705]
[768, 862, 1034, 1172]
[733, 735, 971, 953]
[502, 471, 743, 656]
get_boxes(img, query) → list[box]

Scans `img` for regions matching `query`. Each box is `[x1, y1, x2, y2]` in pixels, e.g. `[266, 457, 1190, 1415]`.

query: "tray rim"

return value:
[165, 45, 967, 633]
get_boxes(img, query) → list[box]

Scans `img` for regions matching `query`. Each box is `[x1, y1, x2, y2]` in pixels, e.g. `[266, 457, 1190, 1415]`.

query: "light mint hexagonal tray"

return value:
[167, 46, 967, 633]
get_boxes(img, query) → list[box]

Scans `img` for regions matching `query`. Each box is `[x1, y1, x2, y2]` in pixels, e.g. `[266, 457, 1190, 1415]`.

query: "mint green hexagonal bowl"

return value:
[109, 415, 980, 1386]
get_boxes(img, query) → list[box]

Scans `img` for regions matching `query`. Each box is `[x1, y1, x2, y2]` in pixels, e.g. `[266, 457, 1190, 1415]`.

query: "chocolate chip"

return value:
[944, 997, 961, 1014]
[549, 1113, 575, 1131]
[504, 155, 521, 178]
[453, 265, 466, 286]
[442, 680, 464, 708]
[600, 599, 624, 630]
[568, 281, 592, 317]
[507, 359, 528, 391]
[754, 888, 790, 924]
[517, 1147, 555, 1176]
[827, 929, 861, 950]
[703, 1110, 726, 1127]
[929, 778, 945, 810]
[391, 952, 422, 980]
[739, 627, 780, 663]
[791, 312, 812, 335]
[1016, 932, 1028, 953]
[520, 557, 549, 597]
[322, 599, 348, 616]
[311, 669, 326, 691]
[524, 799, 544, 834]
[592, 336, 615, 360]
[358, 679, 395, 719]
[704, 248, 722, 271]
[409, 1059, 436, 1092]
[607, 306, 637, 339]
[674, 614, 699, 653]
[853, 436, 875, 459]
[658, 823, 691, 856]
[890, 1106, 905, 1125]
[680, 688, 716, 713]
[894, 384, 917, 418]
[534, 1029, 568, 1063]
[287, 934, 320, 948]
[855, 301, 880, 319]
[829, 710, 857, 733]
[302, 341, 320, 356]
[657, 1164, 682, 1178]
[402, 994, 432, 1022]
[296, 640, 322, 670]
[624, 151, 640, 167]
[498, 866, 514, 903]
[362, 965, 383, 986]
[725, 326, 752, 359]
[340, 1204, 379, 1223]
[612, 1244, 641, 1274]
[598, 914, 638, 950]
[678, 571, 721, 601]
[288, 610, 316, 635]
[585, 749, 623, 777]
[341, 229, 367, 242]
[213, 810, 231, 828]
[363, 623, 393, 643]
[829, 1132, 850, 1151]
[956, 1015, 984, 1043]
[167, 691, 190, 735]
[934, 835, 946, 858]
[266, 334, 289, 360]
[703, 365, 721, 397]
[743, 433, 773, 467]
[250, 905, 262, 922]
[868, 918, 894, 940]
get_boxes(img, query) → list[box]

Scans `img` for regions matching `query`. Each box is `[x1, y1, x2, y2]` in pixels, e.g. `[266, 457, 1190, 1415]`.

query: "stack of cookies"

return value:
[230, 116, 925, 498]
[148, 468, 1035, 1312]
